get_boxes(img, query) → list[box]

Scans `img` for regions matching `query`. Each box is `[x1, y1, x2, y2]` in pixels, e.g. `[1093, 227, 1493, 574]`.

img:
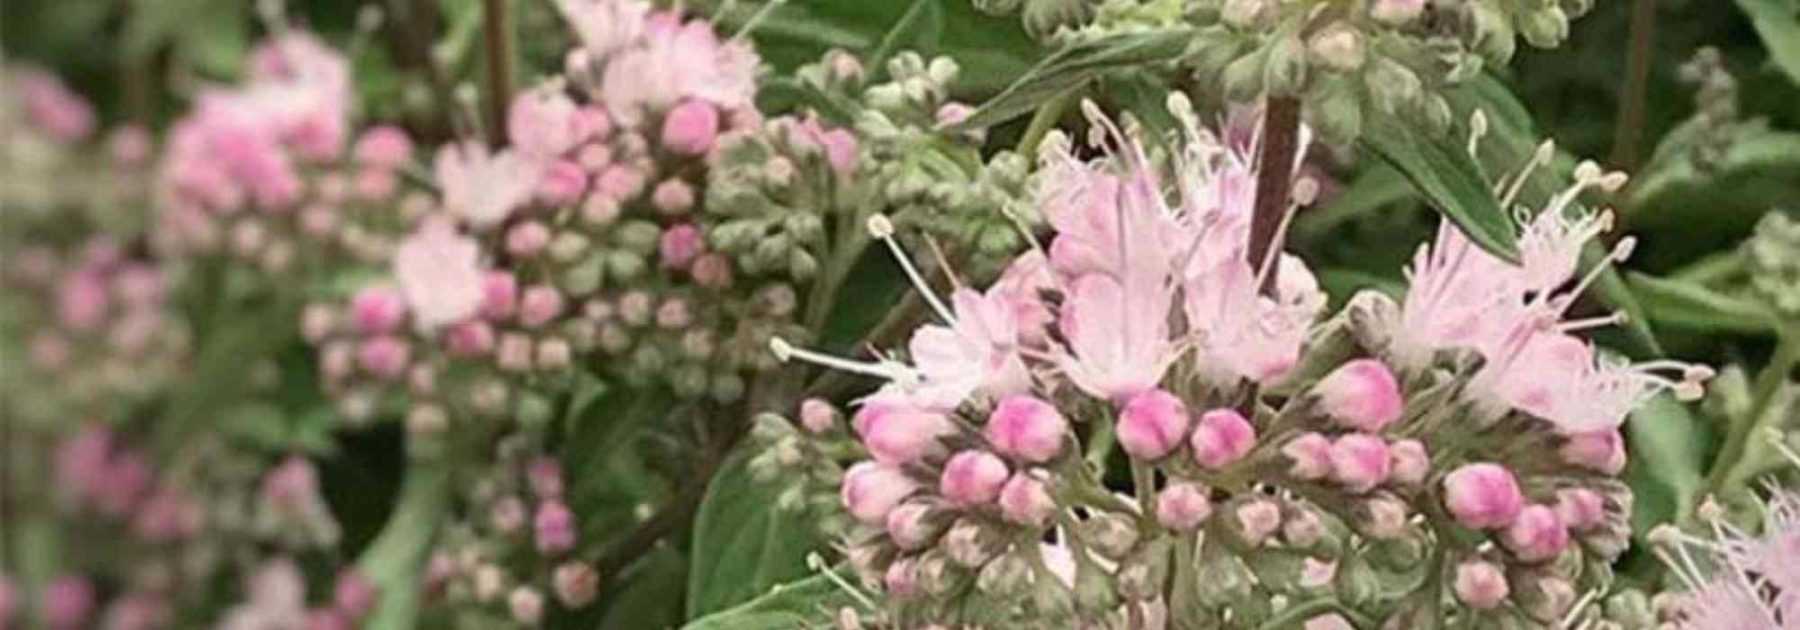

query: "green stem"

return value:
[1016, 90, 1075, 157]
[1254, 596, 1357, 630]
[1709, 329, 1800, 494]
[356, 459, 452, 630]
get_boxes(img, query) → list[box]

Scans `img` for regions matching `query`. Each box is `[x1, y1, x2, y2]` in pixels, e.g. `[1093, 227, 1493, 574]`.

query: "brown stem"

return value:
[1610, 0, 1657, 170]
[481, 0, 513, 146]
[1247, 97, 1302, 294]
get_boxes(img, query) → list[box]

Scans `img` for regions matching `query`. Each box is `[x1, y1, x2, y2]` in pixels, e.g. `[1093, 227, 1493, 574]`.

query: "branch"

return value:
[481, 0, 514, 146]
[1610, 0, 1658, 170]
[1247, 97, 1302, 294]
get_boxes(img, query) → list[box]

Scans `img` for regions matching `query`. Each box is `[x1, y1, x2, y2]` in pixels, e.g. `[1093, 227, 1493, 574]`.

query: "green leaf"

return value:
[950, 28, 1196, 132]
[866, 0, 945, 79]
[682, 571, 860, 630]
[1625, 272, 1779, 335]
[1359, 111, 1520, 263]
[685, 451, 823, 618]
[1735, 0, 1800, 86]
[356, 460, 452, 630]
[1624, 394, 1711, 542]
[1293, 164, 1414, 243]
[598, 546, 690, 630]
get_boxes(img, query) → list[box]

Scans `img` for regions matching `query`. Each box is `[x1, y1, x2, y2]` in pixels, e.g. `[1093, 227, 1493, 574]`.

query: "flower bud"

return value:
[883, 557, 919, 597]
[506, 222, 553, 258]
[841, 462, 919, 525]
[536, 338, 572, 370]
[537, 161, 587, 206]
[519, 285, 565, 328]
[1358, 494, 1410, 540]
[997, 471, 1055, 527]
[1118, 390, 1190, 460]
[940, 450, 1009, 506]
[333, 570, 376, 621]
[1503, 504, 1569, 562]
[1305, 614, 1354, 630]
[659, 224, 704, 270]
[1370, 0, 1423, 24]
[799, 398, 838, 434]
[1387, 439, 1428, 486]
[1085, 513, 1139, 560]
[858, 407, 953, 464]
[976, 553, 1031, 597]
[984, 395, 1067, 463]
[350, 286, 407, 334]
[1329, 434, 1391, 492]
[508, 586, 544, 626]
[301, 304, 337, 343]
[1521, 6, 1571, 48]
[1221, 0, 1267, 28]
[497, 333, 534, 372]
[534, 500, 576, 555]
[1282, 507, 1327, 549]
[1315, 359, 1403, 432]
[1156, 483, 1213, 531]
[1554, 488, 1606, 531]
[1283, 432, 1333, 480]
[481, 272, 519, 320]
[1559, 429, 1626, 475]
[1518, 575, 1577, 623]
[662, 101, 721, 155]
[944, 518, 1001, 567]
[356, 336, 411, 380]
[652, 179, 695, 215]
[527, 458, 563, 499]
[1443, 463, 1524, 529]
[551, 562, 598, 608]
[1190, 408, 1256, 469]
[885, 501, 945, 550]
[43, 576, 95, 629]
[1452, 560, 1509, 609]
[446, 320, 495, 357]
[1307, 25, 1366, 73]
[490, 496, 528, 533]
[1234, 499, 1282, 547]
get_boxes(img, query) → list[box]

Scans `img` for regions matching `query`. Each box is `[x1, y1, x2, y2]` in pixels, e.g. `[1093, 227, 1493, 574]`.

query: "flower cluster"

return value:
[752, 99, 1708, 626]
[215, 558, 378, 630]
[1747, 212, 1800, 318]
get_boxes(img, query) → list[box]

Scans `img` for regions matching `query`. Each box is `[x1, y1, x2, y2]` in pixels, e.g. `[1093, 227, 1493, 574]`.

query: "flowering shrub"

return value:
[2, 0, 1798, 629]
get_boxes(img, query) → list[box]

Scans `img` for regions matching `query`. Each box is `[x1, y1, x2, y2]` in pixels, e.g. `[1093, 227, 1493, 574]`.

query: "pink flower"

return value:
[940, 450, 1009, 505]
[659, 224, 704, 269]
[446, 320, 496, 357]
[989, 251, 1057, 345]
[16, 69, 96, 142]
[1394, 222, 1530, 367]
[1313, 359, 1404, 432]
[841, 461, 919, 525]
[332, 571, 376, 621]
[651, 179, 694, 213]
[509, 87, 582, 159]
[983, 395, 1068, 463]
[1190, 408, 1257, 469]
[1156, 483, 1213, 531]
[354, 125, 414, 168]
[534, 500, 577, 554]
[1117, 389, 1190, 460]
[393, 222, 486, 331]
[357, 336, 411, 379]
[661, 101, 721, 155]
[480, 271, 520, 321]
[42, 576, 95, 629]
[1184, 253, 1324, 385]
[902, 288, 1032, 409]
[536, 160, 589, 206]
[599, 12, 758, 123]
[552, 0, 650, 58]
[1235, 500, 1283, 546]
[997, 471, 1055, 527]
[799, 398, 838, 434]
[434, 142, 542, 229]
[1056, 273, 1177, 401]
[519, 285, 566, 328]
[1443, 463, 1524, 530]
[1453, 560, 1509, 609]
[350, 286, 408, 334]
[1553, 488, 1607, 531]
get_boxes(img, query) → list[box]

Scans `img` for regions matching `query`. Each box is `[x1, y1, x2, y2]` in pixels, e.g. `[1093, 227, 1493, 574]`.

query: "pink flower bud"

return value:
[1314, 359, 1403, 432]
[1155, 483, 1213, 531]
[534, 500, 576, 555]
[307, 609, 350, 630]
[527, 457, 564, 499]
[97, 451, 150, 515]
[662, 101, 721, 155]
[1282, 432, 1333, 480]
[43, 575, 95, 629]
[481, 272, 520, 320]
[799, 398, 838, 434]
[1329, 434, 1391, 492]
[1388, 439, 1429, 486]
[596, 164, 646, 201]
[841, 461, 919, 525]
[1283, 508, 1325, 547]
[1236, 500, 1282, 547]
[1191, 408, 1257, 469]
[333, 570, 376, 621]
[1117, 390, 1191, 460]
[1443, 463, 1524, 530]
[508, 586, 545, 626]
[659, 224, 704, 269]
[537, 160, 588, 206]
[691, 253, 734, 289]
[936, 103, 975, 128]
[497, 333, 534, 372]
[884, 557, 919, 598]
[984, 395, 1068, 463]
[651, 179, 695, 214]
[1554, 488, 1606, 531]
[655, 299, 692, 329]
[578, 143, 613, 172]
[581, 194, 621, 225]
[1304, 614, 1355, 630]
[350, 286, 407, 334]
[1370, 0, 1424, 24]
[856, 407, 953, 464]
[519, 285, 565, 328]
[553, 562, 599, 608]
[1453, 560, 1509, 609]
[490, 496, 528, 533]
[885, 502, 939, 550]
[573, 106, 611, 142]
[300, 303, 337, 343]
[998, 471, 1055, 527]
[446, 320, 496, 357]
[940, 450, 1009, 506]
[506, 222, 553, 258]
[110, 125, 154, 167]
[1503, 504, 1570, 562]
[58, 273, 109, 331]
[1361, 494, 1410, 539]
[1559, 429, 1626, 475]
[354, 168, 398, 201]
[354, 126, 414, 168]
[357, 336, 411, 380]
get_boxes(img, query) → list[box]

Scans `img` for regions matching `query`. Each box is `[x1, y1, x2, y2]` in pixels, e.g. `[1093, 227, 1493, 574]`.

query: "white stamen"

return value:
[807, 552, 878, 611]
[768, 337, 913, 382]
[1499, 139, 1558, 208]
[867, 214, 955, 323]
[1467, 110, 1489, 159]
[1766, 427, 1800, 468]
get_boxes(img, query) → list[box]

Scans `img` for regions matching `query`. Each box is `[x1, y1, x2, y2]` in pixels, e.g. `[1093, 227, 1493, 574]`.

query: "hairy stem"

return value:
[481, 0, 514, 146]
[1610, 0, 1657, 170]
[1248, 97, 1302, 294]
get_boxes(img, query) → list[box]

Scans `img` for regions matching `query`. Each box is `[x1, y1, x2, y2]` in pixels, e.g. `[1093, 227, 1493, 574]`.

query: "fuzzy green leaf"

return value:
[685, 451, 823, 619]
[1359, 112, 1521, 263]
[950, 28, 1196, 132]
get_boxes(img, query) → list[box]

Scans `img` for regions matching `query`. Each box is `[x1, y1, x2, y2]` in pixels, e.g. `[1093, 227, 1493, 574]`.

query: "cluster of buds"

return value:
[1746, 212, 1800, 317]
[152, 29, 420, 275]
[421, 439, 599, 626]
[0, 66, 154, 227]
[754, 99, 1706, 626]
[970, 0, 1097, 39]
[1662, 47, 1746, 172]
[0, 240, 190, 424]
[215, 558, 379, 630]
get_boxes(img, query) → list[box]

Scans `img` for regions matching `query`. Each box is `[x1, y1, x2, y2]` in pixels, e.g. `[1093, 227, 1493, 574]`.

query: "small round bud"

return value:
[1453, 560, 1510, 609]
[1283, 432, 1333, 480]
[984, 395, 1068, 463]
[1329, 434, 1392, 493]
[1503, 504, 1570, 562]
[1443, 463, 1524, 530]
[940, 450, 1009, 506]
[841, 462, 919, 525]
[1315, 359, 1403, 432]
[1387, 439, 1429, 486]
[1118, 389, 1190, 460]
[1155, 483, 1213, 531]
[997, 471, 1055, 527]
[508, 587, 544, 626]
[1191, 408, 1257, 469]
[552, 562, 599, 608]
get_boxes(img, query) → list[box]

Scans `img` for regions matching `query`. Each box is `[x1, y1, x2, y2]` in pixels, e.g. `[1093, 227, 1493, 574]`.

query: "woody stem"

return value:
[481, 0, 514, 146]
[1248, 96, 1302, 295]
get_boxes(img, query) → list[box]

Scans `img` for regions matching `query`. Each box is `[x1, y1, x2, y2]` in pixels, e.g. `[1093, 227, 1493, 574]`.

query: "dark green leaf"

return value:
[599, 546, 690, 630]
[1625, 272, 1779, 335]
[1735, 0, 1800, 86]
[1359, 112, 1521, 262]
[682, 571, 859, 630]
[685, 451, 823, 618]
[1624, 394, 1711, 543]
[1293, 165, 1414, 243]
[950, 28, 1196, 132]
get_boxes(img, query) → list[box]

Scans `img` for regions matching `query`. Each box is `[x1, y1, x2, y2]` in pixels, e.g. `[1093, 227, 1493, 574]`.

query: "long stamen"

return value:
[1560, 589, 1601, 630]
[1556, 311, 1626, 333]
[1551, 237, 1636, 318]
[769, 337, 912, 382]
[1467, 110, 1488, 160]
[732, 0, 789, 41]
[807, 552, 879, 611]
[867, 214, 956, 324]
[1766, 427, 1800, 469]
[1499, 140, 1556, 209]
[921, 232, 965, 292]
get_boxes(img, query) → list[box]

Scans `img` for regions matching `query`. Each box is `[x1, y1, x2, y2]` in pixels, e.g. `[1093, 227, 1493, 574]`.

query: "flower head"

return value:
[394, 221, 487, 331]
